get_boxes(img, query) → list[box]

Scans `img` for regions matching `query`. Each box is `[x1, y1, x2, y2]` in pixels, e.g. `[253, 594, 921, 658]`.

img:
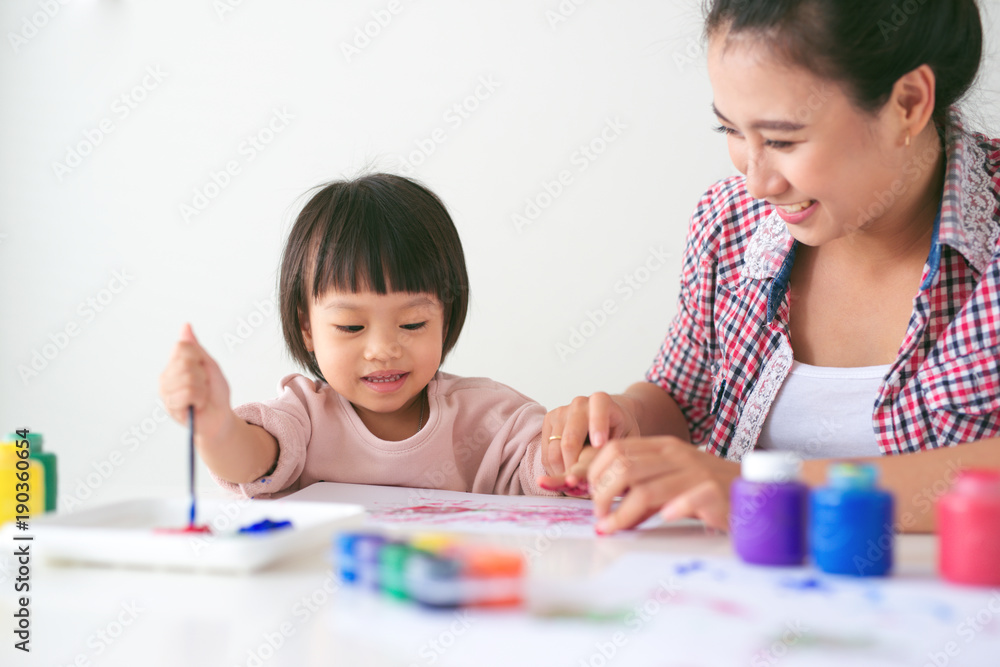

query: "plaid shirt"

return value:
[647, 110, 1000, 460]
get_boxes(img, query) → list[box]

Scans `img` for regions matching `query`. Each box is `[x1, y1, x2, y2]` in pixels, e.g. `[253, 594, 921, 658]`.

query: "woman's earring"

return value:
[904, 133, 911, 147]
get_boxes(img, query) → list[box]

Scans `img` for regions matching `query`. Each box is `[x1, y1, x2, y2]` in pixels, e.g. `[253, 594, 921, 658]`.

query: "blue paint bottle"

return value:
[810, 463, 893, 577]
[730, 451, 808, 566]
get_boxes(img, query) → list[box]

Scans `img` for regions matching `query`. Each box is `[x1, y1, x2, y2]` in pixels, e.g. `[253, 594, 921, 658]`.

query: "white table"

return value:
[6, 483, 996, 667]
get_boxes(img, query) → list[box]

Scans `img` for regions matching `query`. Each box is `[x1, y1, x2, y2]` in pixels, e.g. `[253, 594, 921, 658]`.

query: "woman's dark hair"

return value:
[704, 0, 983, 127]
[279, 173, 469, 380]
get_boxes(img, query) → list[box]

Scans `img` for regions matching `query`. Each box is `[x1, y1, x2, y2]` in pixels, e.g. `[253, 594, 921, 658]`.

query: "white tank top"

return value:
[755, 361, 890, 459]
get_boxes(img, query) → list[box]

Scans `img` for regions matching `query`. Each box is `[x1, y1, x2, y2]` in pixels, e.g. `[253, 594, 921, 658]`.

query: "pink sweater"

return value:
[213, 372, 555, 498]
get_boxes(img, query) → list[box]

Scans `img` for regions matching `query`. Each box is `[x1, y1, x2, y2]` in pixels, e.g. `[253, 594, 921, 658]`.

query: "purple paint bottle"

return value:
[730, 451, 807, 566]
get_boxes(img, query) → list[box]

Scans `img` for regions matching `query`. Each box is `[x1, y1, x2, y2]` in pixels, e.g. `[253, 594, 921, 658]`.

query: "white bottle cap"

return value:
[741, 451, 803, 483]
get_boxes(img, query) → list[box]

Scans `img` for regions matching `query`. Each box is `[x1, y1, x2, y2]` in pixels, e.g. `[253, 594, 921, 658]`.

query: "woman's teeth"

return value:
[779, 200, 815, 213]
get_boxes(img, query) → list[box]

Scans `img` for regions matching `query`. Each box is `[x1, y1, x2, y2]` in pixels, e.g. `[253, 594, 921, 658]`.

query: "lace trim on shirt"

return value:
[741, 211, 793, 281]
[935, 110, 998, 275]
[955, 139, 999, 274]
[727, 339, 793, 461]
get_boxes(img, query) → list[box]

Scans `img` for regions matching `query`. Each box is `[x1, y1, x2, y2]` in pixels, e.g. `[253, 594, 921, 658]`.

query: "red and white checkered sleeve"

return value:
[645, 182, 730, 445]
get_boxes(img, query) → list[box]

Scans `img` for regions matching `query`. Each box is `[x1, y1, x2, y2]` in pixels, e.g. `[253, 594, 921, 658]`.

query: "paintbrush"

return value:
[188, 405, 196, 528]
[153, 404, 210, 535]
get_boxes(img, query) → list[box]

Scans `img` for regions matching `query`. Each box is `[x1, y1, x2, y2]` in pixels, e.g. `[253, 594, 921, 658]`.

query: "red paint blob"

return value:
[155, 524, 213, 535]
[538, 477, 590, 496]
[394, 505, 476, 515]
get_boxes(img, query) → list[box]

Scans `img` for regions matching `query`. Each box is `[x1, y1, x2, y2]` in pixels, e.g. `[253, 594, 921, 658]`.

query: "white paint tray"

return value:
[24, 498, 366, 573]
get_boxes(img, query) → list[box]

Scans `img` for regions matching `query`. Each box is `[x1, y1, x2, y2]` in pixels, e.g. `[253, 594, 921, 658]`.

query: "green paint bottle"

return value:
[8, 432, 58, 512]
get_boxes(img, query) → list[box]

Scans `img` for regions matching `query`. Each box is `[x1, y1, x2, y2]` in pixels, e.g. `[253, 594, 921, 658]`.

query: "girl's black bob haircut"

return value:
[279, 173, 469, 380]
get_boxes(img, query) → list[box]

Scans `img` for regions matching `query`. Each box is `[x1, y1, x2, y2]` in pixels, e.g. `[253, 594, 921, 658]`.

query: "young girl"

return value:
[159, 173, 554, 499]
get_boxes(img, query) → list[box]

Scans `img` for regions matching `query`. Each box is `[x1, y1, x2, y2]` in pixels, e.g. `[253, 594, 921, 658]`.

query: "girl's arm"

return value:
[802, 438, 1000, 533]
[196, 414, 279, 485]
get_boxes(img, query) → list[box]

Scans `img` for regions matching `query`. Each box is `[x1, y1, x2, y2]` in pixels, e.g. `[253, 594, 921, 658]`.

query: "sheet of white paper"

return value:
[282, 481, 692, 536]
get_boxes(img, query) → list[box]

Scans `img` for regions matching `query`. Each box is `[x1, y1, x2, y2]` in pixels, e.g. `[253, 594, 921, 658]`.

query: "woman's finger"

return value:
[587, 445, 671, 517]
[660, 479, 730, 531]
[587, 392, 614, 449]
[595, 481, 665, 534]
[559, 396, 591, 473]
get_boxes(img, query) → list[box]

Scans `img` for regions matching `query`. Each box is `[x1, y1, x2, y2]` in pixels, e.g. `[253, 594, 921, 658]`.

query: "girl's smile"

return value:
[360, 370, 411, 393]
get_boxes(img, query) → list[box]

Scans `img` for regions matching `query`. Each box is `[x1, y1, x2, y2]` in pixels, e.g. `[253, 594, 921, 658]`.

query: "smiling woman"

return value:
[540, 0, 1000, 534]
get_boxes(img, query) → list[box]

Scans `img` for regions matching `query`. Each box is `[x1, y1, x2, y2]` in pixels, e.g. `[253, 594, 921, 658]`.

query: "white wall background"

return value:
[2, 0, 998, 510]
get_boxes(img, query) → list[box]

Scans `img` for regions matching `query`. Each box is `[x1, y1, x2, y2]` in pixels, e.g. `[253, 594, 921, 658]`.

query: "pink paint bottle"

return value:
[937, 469, 1000, 587]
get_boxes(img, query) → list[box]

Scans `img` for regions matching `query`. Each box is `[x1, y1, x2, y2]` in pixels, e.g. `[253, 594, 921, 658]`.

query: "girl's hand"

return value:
[158, 323, 236, 445]
[586, 436, 740, 534]
[542, 392, 640, 476]
[537, 446, 599, 497]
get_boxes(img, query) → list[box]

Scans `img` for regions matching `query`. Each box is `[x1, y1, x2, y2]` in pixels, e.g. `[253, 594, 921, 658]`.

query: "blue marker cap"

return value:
[335, 532, 384, 586]
[355, 533, 387, 590]
[334, 533, 363, 583]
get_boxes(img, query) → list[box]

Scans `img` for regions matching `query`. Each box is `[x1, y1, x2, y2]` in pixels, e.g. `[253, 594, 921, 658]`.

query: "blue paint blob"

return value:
[675, 560, 706, 576]
[862, 586, 883, 604]
[780, 576, 829, 592]
[931, 603, 955, 623]
[238, 518, 293, 534]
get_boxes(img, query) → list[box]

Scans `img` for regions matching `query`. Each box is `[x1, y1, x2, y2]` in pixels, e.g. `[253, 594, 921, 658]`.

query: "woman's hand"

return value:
[542, 392, 640, 476]
[158, 323, 237, 445]
[586, 436, 741, 534]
